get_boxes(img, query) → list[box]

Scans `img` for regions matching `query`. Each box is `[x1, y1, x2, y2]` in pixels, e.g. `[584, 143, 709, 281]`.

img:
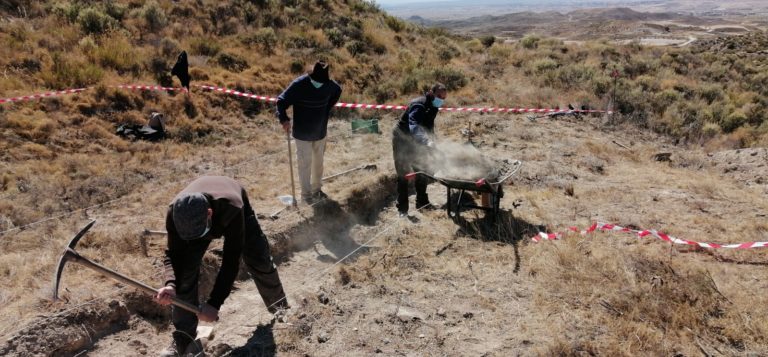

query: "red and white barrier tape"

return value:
[113, 84, 186, 92]
[0, 88, 88, 104]
[533, 222, 768, 249]
[1, 83, 613, 115]
[196, 84, 611, 114]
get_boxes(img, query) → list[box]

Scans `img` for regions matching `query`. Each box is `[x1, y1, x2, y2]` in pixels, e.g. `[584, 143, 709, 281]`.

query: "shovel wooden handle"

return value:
[64, 248, 201, 314]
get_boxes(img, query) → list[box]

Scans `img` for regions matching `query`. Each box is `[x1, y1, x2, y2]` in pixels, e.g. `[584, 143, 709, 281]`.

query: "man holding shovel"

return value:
[155, 176, 288, 356]
[276, 61, 342, 205]
[392, 83, 448, 217]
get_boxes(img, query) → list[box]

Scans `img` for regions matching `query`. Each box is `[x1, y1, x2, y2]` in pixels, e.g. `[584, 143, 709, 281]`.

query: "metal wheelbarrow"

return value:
[406, 160, 522, 220]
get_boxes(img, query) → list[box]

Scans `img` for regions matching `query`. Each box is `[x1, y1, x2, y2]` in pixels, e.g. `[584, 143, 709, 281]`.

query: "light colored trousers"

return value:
[295, 138, 326, 199]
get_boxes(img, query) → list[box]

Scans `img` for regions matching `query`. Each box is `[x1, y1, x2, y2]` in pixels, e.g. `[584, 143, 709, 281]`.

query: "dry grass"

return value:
[1, 1, 768, 355]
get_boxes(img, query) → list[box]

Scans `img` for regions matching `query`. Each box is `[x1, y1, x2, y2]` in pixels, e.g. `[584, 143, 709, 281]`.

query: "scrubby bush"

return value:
[480, 35, 495, 48]
[521, 35, 540, 49]
[77, 7, 117, 35]
[432, 67, 467, 90]
[324, 28, 345, 48]
[141, 1, 167, 32]
[52, 2, 83, 23]
[289, 59, 304, 74]
[242, 28, 278, 54]
[190, 38, 221, 56]
[346, 40, 366, 57]
[104, 1, 127, 21]
[43, 53, 104, 88]
[400, 75, 419, 95]
[159, 37, 180, 58]
[215, 52, 249, 72]
[285, 34, 319, 49]
[384, 15, 405, 32]
[532, 58, 558, 74]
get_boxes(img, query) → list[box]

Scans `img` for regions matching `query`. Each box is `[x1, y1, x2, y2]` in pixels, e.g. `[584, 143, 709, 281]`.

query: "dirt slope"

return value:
[4, 112, 768, 356]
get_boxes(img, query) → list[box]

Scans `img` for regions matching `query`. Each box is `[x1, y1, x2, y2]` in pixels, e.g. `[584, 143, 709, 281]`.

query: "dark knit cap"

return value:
[309, 61, 330, 83]
[172, 192, 211, 240]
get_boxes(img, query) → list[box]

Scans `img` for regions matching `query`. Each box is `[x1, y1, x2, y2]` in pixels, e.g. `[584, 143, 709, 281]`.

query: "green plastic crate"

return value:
[351, 119, 379, 134]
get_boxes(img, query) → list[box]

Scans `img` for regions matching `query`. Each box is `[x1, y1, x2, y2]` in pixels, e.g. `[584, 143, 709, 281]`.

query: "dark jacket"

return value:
[163, 176, 247, 309]
[397, 94, 439, 145]
[276, 74, 342, 141]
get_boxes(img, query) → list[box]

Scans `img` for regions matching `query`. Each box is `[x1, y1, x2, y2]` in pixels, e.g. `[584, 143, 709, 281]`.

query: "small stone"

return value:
[463, 312, 474, 319]
[418, 334, 425, 338]
[383, 338, 391, 344]
[317, 292, 330, 305]
[436, 308, 447, 317]
[317, 331, 330, 343]
[375, 348, 383, 353]
[396, 307, 426, 322]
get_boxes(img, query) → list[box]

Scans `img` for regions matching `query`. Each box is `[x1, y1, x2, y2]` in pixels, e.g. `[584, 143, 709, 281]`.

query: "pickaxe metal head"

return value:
[52, 220, 95, 301]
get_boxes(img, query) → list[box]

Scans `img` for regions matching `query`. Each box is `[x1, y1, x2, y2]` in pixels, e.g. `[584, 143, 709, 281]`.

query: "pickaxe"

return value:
[53, 220, 201, 314]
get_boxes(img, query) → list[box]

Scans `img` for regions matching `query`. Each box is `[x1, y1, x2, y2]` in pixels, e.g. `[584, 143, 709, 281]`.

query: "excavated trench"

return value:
[0, 174, 397, 357]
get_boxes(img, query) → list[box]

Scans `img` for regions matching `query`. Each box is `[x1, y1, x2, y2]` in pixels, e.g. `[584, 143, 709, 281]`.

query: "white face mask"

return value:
[310, 79, 324, 89]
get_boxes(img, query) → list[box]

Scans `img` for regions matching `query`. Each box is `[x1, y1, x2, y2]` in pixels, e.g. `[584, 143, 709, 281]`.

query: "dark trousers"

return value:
[392, 127, 429, 213]
[172, 197, 287, 344]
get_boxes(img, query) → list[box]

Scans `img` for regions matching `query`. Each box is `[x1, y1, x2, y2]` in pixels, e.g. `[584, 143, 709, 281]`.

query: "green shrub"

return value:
[77, 7, 117, 35]
[190, 38, 221, 56]
[370, 82, 397, 103]
[465, 39, 483, 53]
[488, 43, 512, 60]
[159, 37, 180, 58]
[480, 35, 495, 48]
[104, 1, 127, 21]
[141, 1, 167, 32]
[285, 34, 319, 49]
[95, 35, 139, 73]
[324, 28, 345, 48]
[289, 59, 304, 74]
[346, 40, 366, 57]
[701, 122, 722, 138]
[52, 2, 83, 23]
[432, 67, 467, 90]
[43, 53, 104, 88]
[697, 84, 724, 104]
[242, 28, 278, 54]
[532, 58, 558, 74]
[215, 52, 249, 72]
[384, 15, 405, 32]
[521, 35, 540, 49]
[437, 44, 460, 62]
[722, 109, 748, 132]
[400, 75, 419, 95]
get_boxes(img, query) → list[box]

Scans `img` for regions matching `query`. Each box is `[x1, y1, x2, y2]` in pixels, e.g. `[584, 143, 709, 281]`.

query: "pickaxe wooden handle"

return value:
[53, 221, 201, 314]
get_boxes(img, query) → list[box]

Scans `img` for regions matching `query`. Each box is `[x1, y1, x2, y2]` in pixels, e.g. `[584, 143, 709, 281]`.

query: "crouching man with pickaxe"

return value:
[155, 176, 289, 356]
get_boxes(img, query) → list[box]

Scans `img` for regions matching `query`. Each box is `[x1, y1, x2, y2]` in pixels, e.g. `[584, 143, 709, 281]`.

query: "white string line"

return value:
[0, 120, 384, 236]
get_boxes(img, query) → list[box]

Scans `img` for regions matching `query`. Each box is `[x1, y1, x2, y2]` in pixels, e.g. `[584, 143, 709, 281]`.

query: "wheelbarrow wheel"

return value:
[447, 188, 463, 221]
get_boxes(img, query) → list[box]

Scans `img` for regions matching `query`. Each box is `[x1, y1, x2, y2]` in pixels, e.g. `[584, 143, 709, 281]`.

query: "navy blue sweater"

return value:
[397, 95, 439, 145]
[276, 74, 342, 141]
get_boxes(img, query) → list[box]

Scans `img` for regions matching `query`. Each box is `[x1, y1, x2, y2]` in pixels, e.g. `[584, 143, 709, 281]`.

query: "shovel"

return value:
[286, 131, 298, 208]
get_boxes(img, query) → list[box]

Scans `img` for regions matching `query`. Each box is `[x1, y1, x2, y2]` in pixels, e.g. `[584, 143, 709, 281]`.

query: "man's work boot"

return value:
[159, 332, 193, 357]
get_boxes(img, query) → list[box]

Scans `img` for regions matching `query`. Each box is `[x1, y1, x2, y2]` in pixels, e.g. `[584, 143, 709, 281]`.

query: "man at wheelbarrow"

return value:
[155, 176, 289, 356]
[392, 83, 448, 217]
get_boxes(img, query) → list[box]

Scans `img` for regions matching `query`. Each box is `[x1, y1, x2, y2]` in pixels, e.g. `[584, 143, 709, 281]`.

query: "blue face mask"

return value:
[432, 97, 444, 108]
[310, 79, 324, 89]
